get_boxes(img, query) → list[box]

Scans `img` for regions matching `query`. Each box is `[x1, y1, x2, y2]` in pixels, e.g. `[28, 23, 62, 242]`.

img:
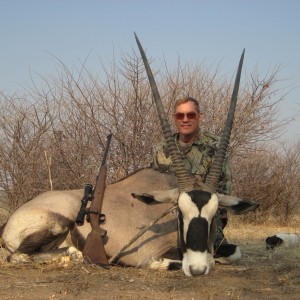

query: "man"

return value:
[152, 96, 231, 250]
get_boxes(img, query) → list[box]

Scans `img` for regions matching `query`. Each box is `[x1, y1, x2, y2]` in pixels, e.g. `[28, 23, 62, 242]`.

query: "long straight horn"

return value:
[134, 32, 193, 192]
[205, 49, 245, 192]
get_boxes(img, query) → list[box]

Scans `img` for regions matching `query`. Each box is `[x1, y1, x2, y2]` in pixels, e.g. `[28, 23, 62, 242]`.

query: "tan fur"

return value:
[2, 168, 178, 267]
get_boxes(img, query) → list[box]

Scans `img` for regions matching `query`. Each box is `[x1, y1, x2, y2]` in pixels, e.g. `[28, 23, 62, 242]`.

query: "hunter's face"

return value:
[173, 101, 201, 138]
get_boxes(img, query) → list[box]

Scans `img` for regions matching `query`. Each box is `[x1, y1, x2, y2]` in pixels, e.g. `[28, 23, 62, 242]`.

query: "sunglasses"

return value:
[174, 112, 198, 120]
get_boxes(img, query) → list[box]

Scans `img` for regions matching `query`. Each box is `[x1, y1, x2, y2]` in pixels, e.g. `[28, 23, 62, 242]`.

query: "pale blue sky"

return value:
[1, 0, 299, 142]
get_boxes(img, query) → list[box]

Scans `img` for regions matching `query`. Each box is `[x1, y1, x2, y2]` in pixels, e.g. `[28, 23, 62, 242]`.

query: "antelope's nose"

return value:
[190, 265, 207, 276]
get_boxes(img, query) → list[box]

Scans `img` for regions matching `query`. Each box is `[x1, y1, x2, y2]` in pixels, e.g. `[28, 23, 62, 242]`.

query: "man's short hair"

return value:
[174, 97, 200, 113]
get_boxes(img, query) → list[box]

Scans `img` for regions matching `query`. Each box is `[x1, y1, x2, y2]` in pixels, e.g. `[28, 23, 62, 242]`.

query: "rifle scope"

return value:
[76, 183, 93, 226]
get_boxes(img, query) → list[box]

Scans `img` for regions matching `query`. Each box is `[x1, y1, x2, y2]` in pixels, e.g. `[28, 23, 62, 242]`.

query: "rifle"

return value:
[82, 133, 113, 267]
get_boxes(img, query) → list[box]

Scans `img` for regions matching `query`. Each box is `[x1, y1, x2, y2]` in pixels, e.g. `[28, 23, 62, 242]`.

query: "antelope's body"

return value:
[2, 169, 178, 267]
[0, 34, 258, 276]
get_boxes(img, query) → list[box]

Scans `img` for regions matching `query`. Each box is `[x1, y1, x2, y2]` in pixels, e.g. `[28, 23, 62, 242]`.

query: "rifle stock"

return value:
[82, 134, 112, 267]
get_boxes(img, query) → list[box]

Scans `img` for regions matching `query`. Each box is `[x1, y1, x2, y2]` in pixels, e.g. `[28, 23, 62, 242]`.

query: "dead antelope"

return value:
[0, 34, 258, 276]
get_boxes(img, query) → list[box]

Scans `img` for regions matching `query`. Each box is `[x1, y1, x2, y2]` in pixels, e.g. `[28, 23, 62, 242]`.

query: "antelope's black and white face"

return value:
[178, 190, 218, 276]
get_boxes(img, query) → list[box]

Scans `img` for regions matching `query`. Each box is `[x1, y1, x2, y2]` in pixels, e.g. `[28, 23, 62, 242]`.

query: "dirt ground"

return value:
[0, 222, 299, 300]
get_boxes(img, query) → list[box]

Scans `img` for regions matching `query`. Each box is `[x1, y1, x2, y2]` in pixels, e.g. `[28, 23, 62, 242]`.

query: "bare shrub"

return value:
[0, 50, 291, 221]
[0, 93, 56, 211]
[231, 139, 300, 223]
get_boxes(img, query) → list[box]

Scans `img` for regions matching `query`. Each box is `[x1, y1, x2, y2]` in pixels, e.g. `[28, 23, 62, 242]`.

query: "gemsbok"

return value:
[0, 34, 258, 276]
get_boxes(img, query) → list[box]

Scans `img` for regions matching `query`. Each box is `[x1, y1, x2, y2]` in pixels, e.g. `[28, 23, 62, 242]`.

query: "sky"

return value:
[0, 0, 299, 143]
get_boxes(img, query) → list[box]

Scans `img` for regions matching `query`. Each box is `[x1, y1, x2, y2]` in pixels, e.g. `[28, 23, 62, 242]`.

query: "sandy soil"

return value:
[0, 223, 299, 300]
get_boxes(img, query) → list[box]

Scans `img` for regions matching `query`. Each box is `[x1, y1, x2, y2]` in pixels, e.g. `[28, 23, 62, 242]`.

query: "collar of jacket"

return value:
[173, 130, 219, 147]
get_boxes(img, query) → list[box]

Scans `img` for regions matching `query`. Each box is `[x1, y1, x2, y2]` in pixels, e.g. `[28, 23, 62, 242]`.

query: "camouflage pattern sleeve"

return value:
[202, 132, 232, 195]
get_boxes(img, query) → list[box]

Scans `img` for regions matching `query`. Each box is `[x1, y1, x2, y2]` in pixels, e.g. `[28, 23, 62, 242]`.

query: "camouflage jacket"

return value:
[152, 131, 232, 195]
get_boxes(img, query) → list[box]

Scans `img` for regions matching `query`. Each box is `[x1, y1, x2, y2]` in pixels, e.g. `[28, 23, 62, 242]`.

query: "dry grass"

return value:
[0, 221, 299, 299]
[226, 216, 300, 243]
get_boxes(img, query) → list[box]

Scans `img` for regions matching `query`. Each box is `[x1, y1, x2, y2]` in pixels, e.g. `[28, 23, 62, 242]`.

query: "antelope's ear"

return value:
[216, 194, 259, 215]
[132, 188, 179, 205]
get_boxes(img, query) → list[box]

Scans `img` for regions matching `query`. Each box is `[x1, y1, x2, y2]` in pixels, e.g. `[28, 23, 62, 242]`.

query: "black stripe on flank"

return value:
[18, 212, 74, 254]
[186, 217, 208, 252]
